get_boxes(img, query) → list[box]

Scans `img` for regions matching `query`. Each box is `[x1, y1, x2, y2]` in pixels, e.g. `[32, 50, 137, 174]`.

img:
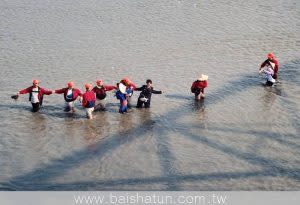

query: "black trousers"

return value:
[136, 99, 151, 108]
[31, 102, 40, 112]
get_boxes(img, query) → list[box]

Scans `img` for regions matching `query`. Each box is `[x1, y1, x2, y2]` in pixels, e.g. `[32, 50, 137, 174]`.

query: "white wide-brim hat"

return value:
[118, 83, 127, 94]
[198, 74, 208, 81]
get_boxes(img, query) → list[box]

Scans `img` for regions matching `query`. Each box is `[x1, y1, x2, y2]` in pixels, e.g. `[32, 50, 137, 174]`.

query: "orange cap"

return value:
[85, 83, 92, 89]
[32, 79, 39, 84]
[267, 53, 274, 59]
[67, 81, 74, 88]
[96, 79, 103, 85]
[121, 77, 130, 85]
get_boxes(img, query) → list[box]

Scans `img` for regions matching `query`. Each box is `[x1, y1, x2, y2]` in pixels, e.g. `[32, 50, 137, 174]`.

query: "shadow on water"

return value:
[0, 104, 32, 111]
[0, 103, 82, 119]
[280, 59, 300, 86]
[41, 168, 300, 190]
[1, 66, 299, 190]
[274, 60, 300, 140]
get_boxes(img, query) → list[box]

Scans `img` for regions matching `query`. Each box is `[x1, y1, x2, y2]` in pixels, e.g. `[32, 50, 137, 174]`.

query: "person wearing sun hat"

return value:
[54, 81, 83, 112]
[92, 79, 117, 111]
[82, 83, 96, 119]
[260, 53, 279, 80]
[191, 74, 208, 100]
[15, 79, 53, 112]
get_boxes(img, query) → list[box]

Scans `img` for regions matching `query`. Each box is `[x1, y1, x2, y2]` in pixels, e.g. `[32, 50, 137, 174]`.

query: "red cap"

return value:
[67, 81, 74, 88]
[85, 83, 92, 89]
[267, 53, 274, 59]
[32, 79, 39, 84]
[96, 80, 103, 85]
[121, 77, 131, 85]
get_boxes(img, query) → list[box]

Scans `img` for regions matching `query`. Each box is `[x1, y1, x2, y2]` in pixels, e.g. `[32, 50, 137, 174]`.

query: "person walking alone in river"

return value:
[260, 53, 279, 81]
[191, 74, 208, 100]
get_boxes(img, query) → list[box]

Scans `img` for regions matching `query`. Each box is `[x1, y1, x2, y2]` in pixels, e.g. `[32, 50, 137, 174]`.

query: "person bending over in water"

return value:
[260, 53, 279, 81]
[120, 77, 136, 108]
[136, 79, 163, 108]
[54, 81, 82, 112]
[191, 74, 208, 100]
[115, 83, 128, 114]
[15, 79, 53, 112]
[82, 83, 96, 119]
[92, 79, 116, 111]
[259, 61, 276, 86]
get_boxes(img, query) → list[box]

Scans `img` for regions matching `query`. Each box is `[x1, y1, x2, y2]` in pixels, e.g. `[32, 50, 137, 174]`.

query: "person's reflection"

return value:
[191, 99, 208, 129]
[83, 121, 97, 149]
[192, 98, 205, 112]
[118, 112, 134, 136]
[138, 109, 155, 130]
[29, 113, 47, 138]
[263, 87, 277, 110]
[83, 112, 110, 150]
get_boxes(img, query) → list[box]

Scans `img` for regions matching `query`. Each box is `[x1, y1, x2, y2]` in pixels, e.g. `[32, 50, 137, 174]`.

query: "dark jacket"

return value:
[92, 85, 116, 100]
[136, 85, 162, 100]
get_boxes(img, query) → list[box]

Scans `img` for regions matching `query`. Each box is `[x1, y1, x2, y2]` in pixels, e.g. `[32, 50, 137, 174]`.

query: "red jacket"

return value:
[120, 80, 137, 90]
[19, 86, 52, 103]
[55, 88, 82, 102]
[191, 80, 208, 93]
[82, 90, 96, 108]
[129, 82, 137, 90]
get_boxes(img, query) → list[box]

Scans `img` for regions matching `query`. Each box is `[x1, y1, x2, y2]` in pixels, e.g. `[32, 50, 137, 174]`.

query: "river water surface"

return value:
[0, 0, 300, 190]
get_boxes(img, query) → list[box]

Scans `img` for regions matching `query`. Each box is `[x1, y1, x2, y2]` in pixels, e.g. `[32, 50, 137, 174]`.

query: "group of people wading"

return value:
[13, 53, 278, 119]
[13, 78, 165, 119]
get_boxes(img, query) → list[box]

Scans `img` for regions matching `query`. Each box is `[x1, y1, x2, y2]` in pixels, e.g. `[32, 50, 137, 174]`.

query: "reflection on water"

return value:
[118, 112, 134, 135]
[192, 99, 205, 112]
[262, 88, 277, 109]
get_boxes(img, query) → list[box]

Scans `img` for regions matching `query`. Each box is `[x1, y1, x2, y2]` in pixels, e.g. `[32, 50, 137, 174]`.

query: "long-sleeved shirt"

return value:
[19, 86, 52, 103]
[260, 58, 279, 79]
[82, 90, 96, 108]
[55, 87, 82, 102]
[136, 85, 162, 99]
[92, 85, 116, 100]
[191, 80, 208, 93]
